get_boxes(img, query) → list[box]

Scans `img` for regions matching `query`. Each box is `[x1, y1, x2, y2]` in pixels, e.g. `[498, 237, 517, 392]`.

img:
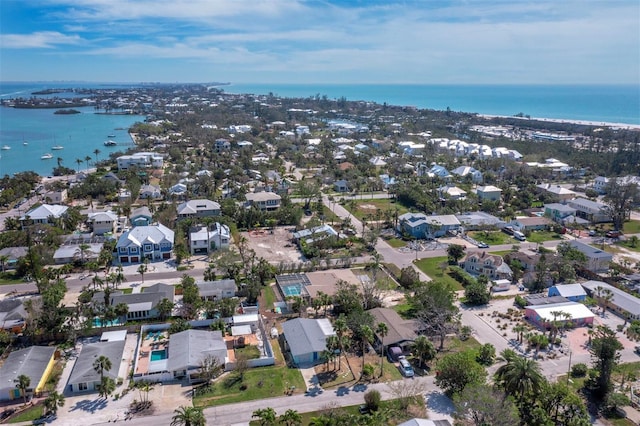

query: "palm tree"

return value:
[375, 322, 388, 377]
[171, 406, 206, 426]
[601, 289, 614, 315]
[0, 254, 8, 272]
[15, 374, 30, 405]
[93, 355, 112, 382]
[75, 158, 83, 172]
[75, 243, 92, 264]
[513, 324, 527, 344]
[278, 409, 302, 426]
[333, 316, 347, 371]
[412, 335, 437, 369]
[494, 353, 544, 402]
[84, 155, 92, 170]
[56, 157, 63, 168]
[137, 261, 148, 283]
[252, 407, 277, 426]
[44, 391, 65, 415]
[93, 148, 101, 164]
[360, 325, 374, 377]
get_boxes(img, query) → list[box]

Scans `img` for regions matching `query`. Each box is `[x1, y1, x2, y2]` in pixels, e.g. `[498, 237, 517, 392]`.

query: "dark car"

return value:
[606, 230, 622, 238]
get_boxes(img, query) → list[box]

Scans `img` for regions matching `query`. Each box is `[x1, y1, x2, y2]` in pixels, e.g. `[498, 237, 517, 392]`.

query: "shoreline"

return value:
[479, 114, 640, 130]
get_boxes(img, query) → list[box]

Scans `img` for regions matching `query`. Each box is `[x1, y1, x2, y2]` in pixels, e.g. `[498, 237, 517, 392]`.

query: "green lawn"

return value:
[414, 257, 464, 291]
[121, 288, 134, 294]
[0, 272, 26, 285]
[616, 240, 640, 252]
[194, 364, 306, 408]
[526, 231, 563, 243]
[384, 237, 407, 248]
[623, 220, 640, 234]
[8, 404, 43, 423]
[392, 303, 413, 319]
[235, 345, 261, 360]
[261, 285, 277, 311]
[468, 231, 512, 246]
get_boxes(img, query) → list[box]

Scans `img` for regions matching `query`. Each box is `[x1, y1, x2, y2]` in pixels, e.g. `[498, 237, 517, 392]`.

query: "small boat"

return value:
[1, 145, 10, 150]
[23, 141, 28, 146]
[41, 153, 53, 160]
[51, 145, 64, 150]
[107, 134, 116, 138]
[104, 140, 117, 146]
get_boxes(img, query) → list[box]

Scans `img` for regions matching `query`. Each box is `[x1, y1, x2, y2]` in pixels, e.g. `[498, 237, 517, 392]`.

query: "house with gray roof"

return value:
[368, 307, 419, 350]
[451, 166, 483, 183]
[568, 198, 612, 224]
[460, 251, 513, 281]
[67, 339, 126, 393]
[0, 346, 56, 401]
[139, 184, 162, 200]
[115, 223, 174, 264]
[53, 242, 102, 265]
[20, 204, 68, 227]
[0, 246, 27, 270]
[196, 279, 236, 301]
[397, 213, 461, 239]
[95, 283, 174, 322]
[568, 241, 612, 273]
[581, 280, 640, 320]
[88, 211, 118, 235]
[177, 199, 221, 219]
[167, 330, 228, 382]
[281, 318, 335, 366]
[129, 206, 152, 227]
[189, 223, 230, 255]
[245, 191, 281, 211]
[456, 212, 505, 230]
[0, 299, 27, 334]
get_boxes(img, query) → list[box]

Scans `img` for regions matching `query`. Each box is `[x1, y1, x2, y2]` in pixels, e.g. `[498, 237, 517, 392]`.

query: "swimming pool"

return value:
[281, 284, 303, 297]
[150, 349, 167, 362]
[92, 318, 123, 327]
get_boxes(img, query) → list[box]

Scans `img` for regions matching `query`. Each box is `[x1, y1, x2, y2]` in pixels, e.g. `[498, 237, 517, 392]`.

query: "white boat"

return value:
[23, 141, 28, 146]
[41, 153, 53, 160]
[107, 134, 116, 138]
[51, 145, 64, 150]
[104, 140, 117, 146]
[1, 145, 10, 150]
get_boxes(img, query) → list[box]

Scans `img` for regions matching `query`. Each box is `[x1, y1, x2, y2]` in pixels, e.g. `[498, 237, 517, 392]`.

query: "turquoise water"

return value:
[225, 83, 640, 125]
[92, 318, 123, 327]
[150, 349, 167, 362]
[281, 284, 302, 297]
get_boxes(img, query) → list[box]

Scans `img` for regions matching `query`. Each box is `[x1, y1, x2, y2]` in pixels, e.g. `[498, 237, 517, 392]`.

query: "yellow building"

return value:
[0, 346, 57, 401]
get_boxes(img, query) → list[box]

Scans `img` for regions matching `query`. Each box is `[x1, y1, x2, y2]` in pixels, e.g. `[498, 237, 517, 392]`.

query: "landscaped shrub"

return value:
[571, 363, 588, 377]
[514, 295, 527, 308]
[364, 389, 381, 412]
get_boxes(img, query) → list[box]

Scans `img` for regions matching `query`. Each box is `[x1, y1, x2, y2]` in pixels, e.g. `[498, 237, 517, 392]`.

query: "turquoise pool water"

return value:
[150, 349, 167, 362]
[92, 318, 122, 327]
[281, 284, 302, 297]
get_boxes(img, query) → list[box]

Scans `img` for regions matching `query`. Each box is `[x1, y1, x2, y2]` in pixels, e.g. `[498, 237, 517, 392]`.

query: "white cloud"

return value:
[0, 31, 82, 49]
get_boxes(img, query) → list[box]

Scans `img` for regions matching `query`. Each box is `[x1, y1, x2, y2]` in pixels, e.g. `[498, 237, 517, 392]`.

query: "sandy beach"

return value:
[479, 114, 640, 130]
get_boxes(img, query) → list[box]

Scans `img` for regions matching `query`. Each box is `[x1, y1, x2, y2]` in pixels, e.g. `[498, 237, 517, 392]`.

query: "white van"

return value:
[513, 231, 526, 241]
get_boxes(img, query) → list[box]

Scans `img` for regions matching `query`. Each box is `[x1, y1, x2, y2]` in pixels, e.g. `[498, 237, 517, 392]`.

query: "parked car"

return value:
[398, 357, 414, 377]
[477, 242, 489, 249]
[634, 346, 640, 355]
[387, 346, 403, 362]
[606, 230, 622, 238]
[588, 229, 597, 236]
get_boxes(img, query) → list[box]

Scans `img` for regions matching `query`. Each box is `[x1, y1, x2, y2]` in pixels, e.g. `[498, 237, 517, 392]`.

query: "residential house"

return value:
[0, 246, 27, 270]
[460, 251, 513, 281]
[544, 203, 578, 225]
[568, 241, 612, 273]
[177, 199, 221, 219]
[568, 198, 612, 224]
[116, 152, 164, 170]
[438, 185, 467, 200]
[0, 299, 27, 333]
[281, 318, 335, 366]
[103, 172, 124, 186]
[189, 223, 230, 255]
[54, 242, 102, 265]
[369, 156, 387, 168]
[536, 184, 577, 202]
[582, 281, 640, 320]
[505, 251, 541, 273]
[368, 307, 419, 351]
[88, 211, 118, 235]
[196, 279, 237, 301]
[455, 212, 505, 230]
[139, 184, 162, 200]
[451, 166, 483, 183]
[548, 284, 587, 302]
[67, 338, 126, 393]
[476, 185, 502, 202]
[214, 138, 231, 152]
[167, 330, 228, 381]
[397, 213, 461, 239]
[129, 206, 153, 227]
[43, 189, 67, 204]
[96, 283, 174, 322]
[525, 301, 594, 329]
[245, 191, 281, 211]
[168, 183, 188, 197]
[379, 174, 396, 189]
[509, 217, 553, 232]
[292, 225, 340, 247]
[333, 179, 349, 193]
[115, 223, 174, 263]
[0, 346, 56, 401]
[592, 176, 609, 194]
[20, 204, 68, 226]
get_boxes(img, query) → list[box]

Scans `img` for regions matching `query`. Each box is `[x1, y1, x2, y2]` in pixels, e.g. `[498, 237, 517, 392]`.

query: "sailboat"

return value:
[41, 153, 53, 160]
[1, 145, 10, 150]
[51, 145, 64, 150]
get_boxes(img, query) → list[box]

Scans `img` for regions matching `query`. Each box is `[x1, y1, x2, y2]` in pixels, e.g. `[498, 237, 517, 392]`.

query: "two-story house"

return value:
[189, 223, 230, 255]
[177, 199, 221, 219]
[245, 191, 281, 211]
[139, 184, 162, 200]
[116, 152, 164, 170]
[544, 203, 578, 225]
[476, 185, 502, 202]
[129, 206, 153, 227]
[568, 241, 612, 273]
[567, 198, 612, 224]
[115, 223, 174, 263]
[88, 211, 118, 235]
[397, 213, 461, 239]
[460, 251, 513, 281]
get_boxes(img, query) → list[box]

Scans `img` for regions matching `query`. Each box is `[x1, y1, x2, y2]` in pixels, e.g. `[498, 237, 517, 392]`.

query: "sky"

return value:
[1, 0, 638, 85]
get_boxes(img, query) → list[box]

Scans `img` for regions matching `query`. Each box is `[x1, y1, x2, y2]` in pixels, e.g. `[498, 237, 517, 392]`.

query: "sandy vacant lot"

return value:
[241, 227, 303, 264]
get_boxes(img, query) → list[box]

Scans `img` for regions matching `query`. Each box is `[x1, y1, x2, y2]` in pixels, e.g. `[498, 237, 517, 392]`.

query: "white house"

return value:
[189, 223, 230, 255]
[20, 204, 68, 226]
[476, 185, 502, 202]
[88, 211, 118, 235]
[116, 152, 164, 170]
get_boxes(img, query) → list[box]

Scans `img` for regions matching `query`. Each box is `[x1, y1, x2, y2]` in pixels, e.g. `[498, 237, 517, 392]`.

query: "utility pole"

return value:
[566, 350, 572, 384]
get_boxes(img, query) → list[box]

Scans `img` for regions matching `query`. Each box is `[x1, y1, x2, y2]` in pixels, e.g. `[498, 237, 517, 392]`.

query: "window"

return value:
[79, 382, 88, 391]
[131, 247, 138, 253]
[144, 244, 152, 251]
[119, 247, 127, 253]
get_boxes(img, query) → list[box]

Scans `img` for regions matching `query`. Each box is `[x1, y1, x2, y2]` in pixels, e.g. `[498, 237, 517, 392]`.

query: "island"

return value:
[54, 108, 81, 115]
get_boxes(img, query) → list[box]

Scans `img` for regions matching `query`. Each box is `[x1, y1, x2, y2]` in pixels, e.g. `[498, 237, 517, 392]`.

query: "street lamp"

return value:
[566, 350, 572, 384]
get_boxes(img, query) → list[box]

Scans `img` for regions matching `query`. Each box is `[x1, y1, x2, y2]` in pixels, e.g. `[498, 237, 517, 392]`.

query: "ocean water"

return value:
[225, 83, 640, 125]
[0, 81, 638, 176]
[0, 82, 143, 176]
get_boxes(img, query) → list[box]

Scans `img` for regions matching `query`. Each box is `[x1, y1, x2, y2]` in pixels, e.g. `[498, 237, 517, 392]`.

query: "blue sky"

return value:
[1, 0, 638, 84]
